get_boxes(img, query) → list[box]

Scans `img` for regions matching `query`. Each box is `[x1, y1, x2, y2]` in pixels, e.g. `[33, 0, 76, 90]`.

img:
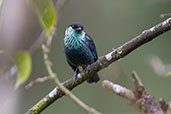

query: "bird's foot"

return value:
[85, 65, 91, 73]
[74, 68, 80, 82]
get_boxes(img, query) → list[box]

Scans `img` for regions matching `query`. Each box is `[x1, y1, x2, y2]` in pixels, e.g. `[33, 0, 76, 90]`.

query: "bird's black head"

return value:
[70, 24, 84, 33]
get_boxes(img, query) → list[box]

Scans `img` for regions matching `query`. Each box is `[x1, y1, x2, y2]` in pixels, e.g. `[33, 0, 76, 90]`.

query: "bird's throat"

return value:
[64, 35, 85, 49]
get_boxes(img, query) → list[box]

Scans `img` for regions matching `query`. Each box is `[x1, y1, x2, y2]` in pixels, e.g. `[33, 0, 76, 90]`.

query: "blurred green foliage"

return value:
[17, 0, 171, 113]
[29, 0, 57, 37]
[13, 51, 31, 89]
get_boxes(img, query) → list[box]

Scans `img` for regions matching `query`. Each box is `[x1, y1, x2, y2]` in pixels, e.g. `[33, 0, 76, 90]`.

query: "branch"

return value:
[102, 71, 169, 114]
[102, 80, 135, 100]
[26, 17, 171, 114]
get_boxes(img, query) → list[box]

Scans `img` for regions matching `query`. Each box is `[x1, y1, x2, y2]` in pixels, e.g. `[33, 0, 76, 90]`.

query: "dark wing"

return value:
[83, 34, 98, 61]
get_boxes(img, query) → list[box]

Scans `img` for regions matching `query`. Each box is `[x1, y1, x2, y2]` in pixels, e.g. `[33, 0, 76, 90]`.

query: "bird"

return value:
[63, 23, 100, 83]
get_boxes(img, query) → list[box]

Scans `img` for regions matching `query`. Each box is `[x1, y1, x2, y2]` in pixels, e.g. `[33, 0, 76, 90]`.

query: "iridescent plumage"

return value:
[63, 24, 100, 83]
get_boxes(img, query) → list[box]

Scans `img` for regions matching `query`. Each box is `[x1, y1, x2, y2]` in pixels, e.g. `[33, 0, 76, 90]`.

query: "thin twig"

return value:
[25, 76, 50, 89]
[26, 17, 171, 114]
[132, 71, 144, 89]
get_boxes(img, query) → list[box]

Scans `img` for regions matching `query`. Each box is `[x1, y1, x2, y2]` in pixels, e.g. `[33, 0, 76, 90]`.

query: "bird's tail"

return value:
[87, 73, 100, 83]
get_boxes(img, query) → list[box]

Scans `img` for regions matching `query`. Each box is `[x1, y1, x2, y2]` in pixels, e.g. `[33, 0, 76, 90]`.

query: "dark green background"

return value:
[18, 0, 171, 113]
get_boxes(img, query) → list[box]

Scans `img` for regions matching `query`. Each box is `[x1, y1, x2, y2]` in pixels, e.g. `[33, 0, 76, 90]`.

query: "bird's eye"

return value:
[71, 25, 77, 29]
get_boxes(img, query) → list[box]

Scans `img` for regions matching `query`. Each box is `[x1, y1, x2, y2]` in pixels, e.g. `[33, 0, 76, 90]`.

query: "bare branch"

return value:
[102, 80, 135, 101]
[132, 71, 144, 89]
[102, 72, 169, 114]
[26, 17, 171, 114]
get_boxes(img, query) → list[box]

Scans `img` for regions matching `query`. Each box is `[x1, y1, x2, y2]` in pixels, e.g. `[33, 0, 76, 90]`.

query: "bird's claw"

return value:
[74, 68, 80, 82]
[85, 65, 91, 73]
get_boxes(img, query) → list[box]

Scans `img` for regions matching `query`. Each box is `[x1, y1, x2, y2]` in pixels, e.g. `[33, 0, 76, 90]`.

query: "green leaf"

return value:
[13, 51, 32, 89]
[29, 0, 57, 37]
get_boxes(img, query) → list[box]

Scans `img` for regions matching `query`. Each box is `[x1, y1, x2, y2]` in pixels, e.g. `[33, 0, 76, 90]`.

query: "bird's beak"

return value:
[76, 27, 82, 33]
